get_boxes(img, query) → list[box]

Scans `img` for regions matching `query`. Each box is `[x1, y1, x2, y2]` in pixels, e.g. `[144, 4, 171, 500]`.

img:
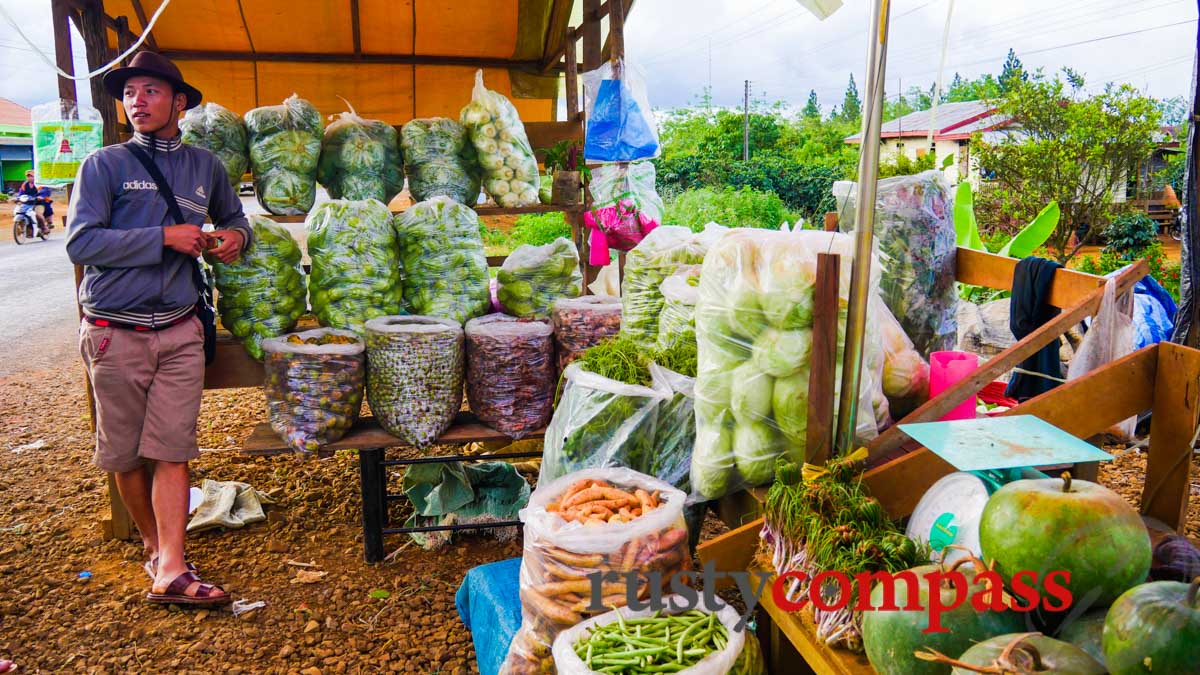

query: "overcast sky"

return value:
[0, 0, 1196, 113]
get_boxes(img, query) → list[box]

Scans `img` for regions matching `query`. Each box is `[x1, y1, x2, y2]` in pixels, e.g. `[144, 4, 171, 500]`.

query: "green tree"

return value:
[1156, 95, 1189, 126]
[998, 49, 1027, 94]
[803, 90, 822, 120]
[944, 73, 1001, 102]
[883, 93, 915, 122]
[971, 74, 1162, 261]
[840, 74, 862, 122]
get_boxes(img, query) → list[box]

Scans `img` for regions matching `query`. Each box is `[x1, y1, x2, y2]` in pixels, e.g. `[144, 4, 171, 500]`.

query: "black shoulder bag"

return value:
[125, 142, 218, 365]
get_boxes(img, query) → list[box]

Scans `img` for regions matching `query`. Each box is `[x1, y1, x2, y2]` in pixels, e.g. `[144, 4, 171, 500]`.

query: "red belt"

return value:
[85, 306, 197, 332]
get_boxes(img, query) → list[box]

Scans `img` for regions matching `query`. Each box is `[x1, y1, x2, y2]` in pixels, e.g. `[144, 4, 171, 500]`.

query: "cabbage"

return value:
[401, 118, 481, 205]
[180, 102, 247, 187]
[393, 196, 491, 324]
[733, 422, 781, 485]
[245, 94, 322, 215]
[750, 328, 812, 378]
[318, 109, 404, 204]
[773, 369, 810, 445]
[460, 71, 540, 207]
[729, 362, 774, 425]
[693, 414, 736, 499]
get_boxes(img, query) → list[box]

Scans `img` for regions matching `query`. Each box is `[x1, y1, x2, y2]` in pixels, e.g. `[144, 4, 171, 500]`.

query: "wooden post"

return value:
[565, 29, 579, 120]
[823, 211, 838, 232]
[75, 0, 121, 146]
[806, 254, 840, 465]
[608, 0, 625, 67]
[51, 0, 78, 111]
[1142, 342, 1200, 530]
[582, 0, 602, 71]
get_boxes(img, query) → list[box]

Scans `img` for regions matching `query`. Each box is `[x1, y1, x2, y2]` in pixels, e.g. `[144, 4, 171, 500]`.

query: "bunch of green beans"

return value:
[572, 609, 729, 673]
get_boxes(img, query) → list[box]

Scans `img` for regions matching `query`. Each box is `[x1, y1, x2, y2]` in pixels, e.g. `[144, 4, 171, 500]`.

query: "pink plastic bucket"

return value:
[929, 351, 980, 421]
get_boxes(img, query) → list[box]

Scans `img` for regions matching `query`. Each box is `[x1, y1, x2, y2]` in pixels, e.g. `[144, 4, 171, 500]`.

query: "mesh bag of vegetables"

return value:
[657, 265, 701, 351]
[465, 314, 555, 439]
[262, 328, 364, 456]
[245, 94, 323, 215]
[180, 102, 247, 187]
[317, 104, 404, 204]
[306, 199, 405, 335]
[207, 215, 306, 360]
[393, 196, 491, 324]
[501, 468, 690, 675]
[834, 170, 957, 357]
[365, 316, 464, 448]
[621, 224, 726, 348]
[691, 229, 890, 500]
[551, 595, 749, 675]
[401, 117, 481, 205]
[460, 70, 541, 208]
[496, 237, 583, 318]
[551, 295, 623, 372]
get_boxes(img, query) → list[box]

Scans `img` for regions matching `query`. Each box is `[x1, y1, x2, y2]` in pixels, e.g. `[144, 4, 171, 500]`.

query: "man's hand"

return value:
[207, 229, 245, 264]
[163, 224, 207, 257]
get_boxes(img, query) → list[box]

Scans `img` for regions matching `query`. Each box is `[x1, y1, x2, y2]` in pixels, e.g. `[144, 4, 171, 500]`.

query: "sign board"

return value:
[31, 100, 103, 185]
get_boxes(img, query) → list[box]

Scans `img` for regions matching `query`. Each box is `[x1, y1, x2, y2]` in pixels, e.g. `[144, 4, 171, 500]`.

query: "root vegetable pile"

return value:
[546, 479, 661, 525]
[464, 314, 555, 439]
[262, 328, 365, 456]
[551, 295, 622, 372]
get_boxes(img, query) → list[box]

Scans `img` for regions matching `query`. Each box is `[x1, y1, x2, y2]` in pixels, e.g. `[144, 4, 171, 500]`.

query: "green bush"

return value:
[1076, 240, 1180, 301]
[654, 155, 841, 222]
[664, 187, 800, 231]
[510, 211, 570, 246]
[1102, 212, 1158, 259]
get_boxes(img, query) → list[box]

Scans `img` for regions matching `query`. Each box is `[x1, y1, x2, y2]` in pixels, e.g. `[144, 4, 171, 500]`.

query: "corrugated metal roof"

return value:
[0, 98, 30, 128]
[845, 100, 1004, 142]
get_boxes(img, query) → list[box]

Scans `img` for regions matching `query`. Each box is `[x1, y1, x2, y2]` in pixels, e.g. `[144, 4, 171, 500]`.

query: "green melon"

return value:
[1102, 579, 1200, 674]
[951, 633, 1106, 674]
[1055, 609, 1107, 667]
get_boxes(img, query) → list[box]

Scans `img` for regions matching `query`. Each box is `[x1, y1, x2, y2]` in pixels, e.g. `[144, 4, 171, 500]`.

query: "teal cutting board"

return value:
[898, 415, 1113, 472]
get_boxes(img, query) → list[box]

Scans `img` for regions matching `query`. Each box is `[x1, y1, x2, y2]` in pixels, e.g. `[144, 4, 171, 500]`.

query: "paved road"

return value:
[0, 234, 81, 378]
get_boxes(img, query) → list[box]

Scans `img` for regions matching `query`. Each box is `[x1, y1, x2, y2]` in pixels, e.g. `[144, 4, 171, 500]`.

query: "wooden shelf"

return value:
[755, 568, 877, 675]
[260, 203, 583, 224]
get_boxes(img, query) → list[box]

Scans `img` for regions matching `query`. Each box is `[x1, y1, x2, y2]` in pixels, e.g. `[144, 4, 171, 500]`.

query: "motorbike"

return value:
[12, 194, 51, 245]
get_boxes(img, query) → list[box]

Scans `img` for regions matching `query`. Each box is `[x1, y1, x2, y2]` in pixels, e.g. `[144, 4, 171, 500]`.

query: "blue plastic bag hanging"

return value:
[583, 60, 660, 162]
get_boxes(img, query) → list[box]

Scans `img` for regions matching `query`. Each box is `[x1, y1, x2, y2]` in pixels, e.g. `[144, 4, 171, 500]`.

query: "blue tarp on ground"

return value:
[456, 557, 522, 675]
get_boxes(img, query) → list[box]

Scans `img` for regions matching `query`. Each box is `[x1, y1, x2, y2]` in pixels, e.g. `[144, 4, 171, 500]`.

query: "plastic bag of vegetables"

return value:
[552, 295, 623, 372]
[877, 300, 930, 416]
[393, 196, 491, 324]
[317, 105, 404, 204]
[262, 329, 364, 456]
[365, 316, 464, 448]
[401, 117, 481, 205]
[245, 94, 323, 215]
[501, 468, 690, 675]
[834, 170, 957, 357]
[306, 199, 405, 335]
[657, 265, 701, 351]
[496, 237, 582, 318]
[621, 224, 726, 348]
[465, 314, 555, 439]
[691, 229, 890, 500]
[180, 102, 247, 187]
[207, 215, 306, 360]
[460, 70, 541, 207]
[583, 162, 666, 266]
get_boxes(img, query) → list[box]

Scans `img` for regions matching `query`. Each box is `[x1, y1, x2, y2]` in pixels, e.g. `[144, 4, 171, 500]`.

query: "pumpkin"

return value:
[1055, 609, 1107, 667]
[946, 632, 1106, 674]
[1102, 578, 1200, 674]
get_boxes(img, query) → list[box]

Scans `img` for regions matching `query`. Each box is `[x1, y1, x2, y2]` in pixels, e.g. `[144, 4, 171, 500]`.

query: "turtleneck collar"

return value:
[131, 131, 183, 153]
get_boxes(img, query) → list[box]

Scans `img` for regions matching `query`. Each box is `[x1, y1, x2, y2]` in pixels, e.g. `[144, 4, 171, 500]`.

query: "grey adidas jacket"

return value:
[67, 132, 253, 327]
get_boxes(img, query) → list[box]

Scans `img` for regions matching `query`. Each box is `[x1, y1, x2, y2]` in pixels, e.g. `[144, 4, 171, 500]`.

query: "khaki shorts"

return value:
[80, 316, 205, 472]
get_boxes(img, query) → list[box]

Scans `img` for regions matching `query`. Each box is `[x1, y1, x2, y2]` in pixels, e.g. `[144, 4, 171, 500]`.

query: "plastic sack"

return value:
[394, 196, 492, 324]
[834, 170, 957, 357]
[306, 199, 404, 335]
[317, 105, 404, 204]
[552, 595, 746, 675]
[365, 316, 464, 448]
[31, 99, 103, 185]
[497, 237, 583, 318]
[207, 215, 306, 360]
[465, 314, 555, 439]
[584, 162, 665, 266]
[262, 328, 365, 456]
[876, 297, 931, 407]
[461, 70, 541, 207]
[401, 117, 482, 205]
[691, 229, 889, 500]
[657, 265, 702, 351]
[245, 94, 323, 215]
[501, 468, 690, 675]
[552, 296, 623, 372]
[621, 224, 726, 349]
[582, 60, 660, 162]
[1067, 278, 1136, 438]
[180, 102, 248, 187]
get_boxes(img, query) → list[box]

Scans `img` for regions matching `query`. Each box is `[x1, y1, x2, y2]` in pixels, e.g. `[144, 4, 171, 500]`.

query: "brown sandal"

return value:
[143, 557, 197, 581]
[146, 571, 231, 607]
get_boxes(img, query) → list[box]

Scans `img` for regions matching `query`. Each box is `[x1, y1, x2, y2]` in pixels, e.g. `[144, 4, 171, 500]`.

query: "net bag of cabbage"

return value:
[465, 314, 555, 439]
[461, 70, 541, 208]
[317, 103, 404, 204]
[552, 295, 623, 372]
[393, 196, 491, 324]
[180, 102, 247, 187]
[621, 224, 726, 348]
[401, 117, 481, 205]
[365, 316, 464, 448]
[691, 229, 892, 500]
[206, 215, 307, 360]
[262, 329, 365, 456]
[244, 94, 322, 215]
[500, 468, 691, 675]
[306, 199, 405, 335]
[497, 237, 583, 318]
[551, 596, 765, 675]
[657, 265, 701, 351]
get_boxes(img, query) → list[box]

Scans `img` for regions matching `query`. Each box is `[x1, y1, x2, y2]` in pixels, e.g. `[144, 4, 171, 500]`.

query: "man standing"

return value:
[67, 51, 252, 606]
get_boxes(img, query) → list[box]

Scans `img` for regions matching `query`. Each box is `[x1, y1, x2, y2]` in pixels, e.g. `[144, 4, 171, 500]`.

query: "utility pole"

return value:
[743, 80, 750, 161]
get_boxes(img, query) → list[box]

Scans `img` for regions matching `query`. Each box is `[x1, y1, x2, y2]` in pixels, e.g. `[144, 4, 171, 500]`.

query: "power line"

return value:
[636, 0, 778, 63]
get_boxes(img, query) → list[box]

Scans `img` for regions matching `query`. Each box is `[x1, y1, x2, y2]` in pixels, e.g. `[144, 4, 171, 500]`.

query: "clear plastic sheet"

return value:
[31, 99, 102, 185]
[1067, 278, 1136, 438]
[394, 196, 492, 324]
[657, 265, 702, 351]
[501, 468, 690, 675]
[461, 70, 541, 207]
[317, 108, 404, 204]
[465, 314, 555, 439]
[180, 102, 248, 187]
[262, 328, 365, 456]
[207, 215, 306, 360]
[584, 162, 665, 264]
[551, 295, 623, 372]
[401, 117, 482, 205]
[581, 59, 661, 162]
[305, 199, 404, 335]
[245, 94, 322, 215]
[365, 315, 464, 448]
[496, 237, 583, 318]
[621, 224, 726, 348]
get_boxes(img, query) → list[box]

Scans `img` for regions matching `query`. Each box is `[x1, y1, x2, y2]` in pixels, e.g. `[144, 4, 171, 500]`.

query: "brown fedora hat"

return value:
[103, 51, 203, 109]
